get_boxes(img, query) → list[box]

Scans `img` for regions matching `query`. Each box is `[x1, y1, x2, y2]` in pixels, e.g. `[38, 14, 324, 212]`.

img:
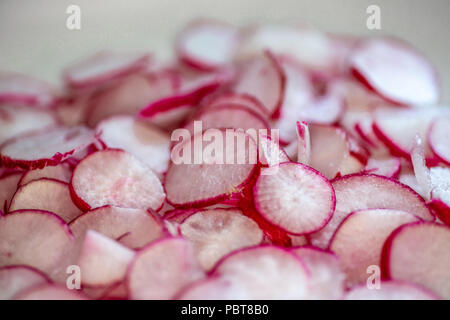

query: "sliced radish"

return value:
[19, 162, 72, 186]
[310, 174, 433, 249]
[70, 149, 165, 212]
[345, 281, 439, 300]
[202, 92, 270, 118]
[55, 92, 92, 127]
[428, 167, 450, 226]
[364, 157, 401, 178]
[142, 104, 195, 132]
[176, 276, 246, 300]
[296, 121, 311, 165]
[0, 126, 97, 170]
[163, 208, 200, 223]
[253, 162, 335, 235]
[350, 37, 439, 105]
[258, 134, 290, 167]
[0, 172, 22, 213]
[127, 237, 204, 299]
[381, 222, 450, 299]
[429, 116, 450, 165]
[0, 265, 51, 300]
[180, 208, 263, 269]
[329, 209, 421, 287]
[14, 284, 88, 300]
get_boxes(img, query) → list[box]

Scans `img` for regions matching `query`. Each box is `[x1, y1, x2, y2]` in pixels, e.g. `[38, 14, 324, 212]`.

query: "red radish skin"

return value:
[345, 281, 439, 300]
[428, 116, 450, 165]
[0, 172, 22, 213]
[202, 92, 270, 118]
[0, 265, 51, 300]
[258, 134, 290, 167]
[296, 121, 311, 165]
[18, 162, 72, 186]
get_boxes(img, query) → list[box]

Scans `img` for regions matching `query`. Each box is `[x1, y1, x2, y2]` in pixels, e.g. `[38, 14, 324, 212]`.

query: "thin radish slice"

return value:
[253, 162, 335, 235]
[296, 121, 311, 165]
[163, 208, 200, 223]
[364, 157, 401, 178]
[127, 237, 204, 300]
[329, 209, 420, 287]
[9, 178, 82, 222]
[345, 281, 439, 300]
[0, 105, 58, 145]
[0, 265, 51, 300]
[203, 92, 270, 118]
[143, 104, 195, 132]
[0, 172, 22, 213]
[258, 134, 290, 167]
[165, 130, 257, 208]
[63, 51, 151, 89]
[77, 230, 135, 287]
[0, 72, 58, 108]
[177, 20, 238, 71]
[429, 116, 450, 165]
[14, 284, 88, 300]
[210, 245, 310, 299]
[180, 208, 263, 269]
[310, 174, 433, 249]
[18, 162, 72, 186]
[70, 149, 165, 211]
[0, 210, 73, 280]
[70, 205, 165, 250]
[97, 116, 170, 177]
[429, 167, 450, 226]
[55, 92, 92, 127]
[381, 222, 450, 299]
[176, 276, 246, 300]
[291, 247, 345, 299]
[296, 93, 344, 125]
[350, 37, 439, 105]
[0, 126, 97, 170]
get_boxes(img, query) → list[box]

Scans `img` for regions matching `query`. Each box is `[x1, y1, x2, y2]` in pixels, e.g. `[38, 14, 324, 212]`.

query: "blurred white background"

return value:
[0, 0, 449, 101]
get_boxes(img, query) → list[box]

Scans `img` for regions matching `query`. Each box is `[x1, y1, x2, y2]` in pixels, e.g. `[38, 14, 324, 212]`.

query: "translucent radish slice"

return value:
[143, 104, 195, 132]
[19, 162, 72, 186]
[0, 172, 22, 213]
[0, 210, 74, 280]
[258, 134, 290, 167]
[203, 92, 270, 118]
[350, 38, 439, 105]
[254, 162, 335, 235]
[127, 237, 204, 300]
[63, 51, 151, 89]
[180, 208, 263, 269]
[176, 276, 246, 300]
[329, 209, 420, 287]
[70, 149, 165, 211]
[345, 281, 439, 300]
[210, 245, 310, 299]
[429, 116, 450, 165]
[296, 121, 311, 165]
[0, 266, 51, 300]
[9, 178, 82, 222]
[310, 174, 433, 249]
[0, 126, 97, 170]
[77, 230, 135, 287]
[177, 20, 238, 71]
[364, 157, 401, 178]
[69, 205, 165, 250]
[381, 222, 450, 299]
[14, 284, 88, 300]
[165, 130, 257, 208]
[97, 116, 170, 177]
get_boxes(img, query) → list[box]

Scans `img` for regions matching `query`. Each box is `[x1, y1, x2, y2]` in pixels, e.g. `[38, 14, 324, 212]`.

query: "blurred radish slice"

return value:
[0, 265, 51, 300]
[364, 157, 401, 178]
[127, 237, 204, 299]
[0, 72, 58, 108]
[210, 245, 310, 299]
[0, 126, 96, 170]
[0, 105, 57, 145]
[291, 247, 345, 299]
[203, 92, 270, 118]
[429, 116, 450, 165]
[177, 20, 238, 71]
[142, 104, 194, 132]
[55, 92, 92, 127]
[297, 93, 344, 125]
[258, 134, 290, 167]
[310, 174, 433, 249]
[180, 208, 263, 269]
[329, 209, 420, 287]
[165, 130, 257, 208]
[345, 281, 439, 300]
[429, 167, 450, 226]
[15, 284, 88, 300]
[19, 162, 72, 186]
[176, 276, 246, 300]
[9, 178, 82, 222]
[97, 116, 170, 177]
[381, 222, 450, 299]
[0, 172, 22, 213]
[77, 230, 135, 287]
[69, 206, 165, 250]
[63, 51, 151, 89]
[296, 121, 311, 165]
[350, 38, 439, 105]
[70, 149, 165, 211]
[411, 135, 432, 198]
[0, 210, 73, 279]
[254, 162, 335, 235]
[289, 235, 308, 246]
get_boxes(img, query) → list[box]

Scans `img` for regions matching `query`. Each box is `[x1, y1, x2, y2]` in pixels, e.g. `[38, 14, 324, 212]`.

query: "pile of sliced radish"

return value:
[0, 19, 449, 300]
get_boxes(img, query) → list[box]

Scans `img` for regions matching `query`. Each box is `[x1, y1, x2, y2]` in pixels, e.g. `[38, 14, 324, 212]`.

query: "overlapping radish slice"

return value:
[0, 210, 74, 280]
[0, 126, 97, 170]
[176, 276, 246, 300]
[19, 162, 72, 186]
[0, 172, 22, 213]
[381, 222, 450, 299]
[329, 209, 421, 287]
[97, 116, 170, 177]
[429, 116, 450, 165]
[345, 281, 439, 300]
[310, 174, 433, 249]
[258, 134, 290, 167]
[180, 208, 263, 269]
[62, 51, 151, 89]
[296, 121, 311, 165]
[350, 37, 439, 105]
[15, 284, 88, 300]
[291, 247, 345, 299]
[165, 130, 257, 208]
[364, 157, 401, 178]
[0, 265, 51, 300]
[177, 20, 238, 71]
[142, 104, 195, 132]
[70, 149, 165, 211]
[55, 92, 92, 127]
[202, 92, 270, 118]
[254, 162, 335, 235]
[127, 237, 204, 299]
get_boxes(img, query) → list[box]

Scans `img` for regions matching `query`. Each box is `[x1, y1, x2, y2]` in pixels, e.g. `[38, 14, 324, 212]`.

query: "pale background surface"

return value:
[0, 0, 449, 101]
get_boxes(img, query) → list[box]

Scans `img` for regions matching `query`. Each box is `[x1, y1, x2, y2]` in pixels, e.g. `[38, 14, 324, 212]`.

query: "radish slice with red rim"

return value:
[296, 121, 311, 165]
[14, 284, 88, 300]
[0, 265, 51, 300]
[19, 162, 72, 186]
[253, 162, 335, 236]
[202, 92, 270, 118]
[364, 157, 401, 178]
[258, 134, 290, 167]
[345, 281, 439, 300]
[142, 104, 195, 132]
[0, 172, 22, 213]
[429, 116, 450, 165]
[176, 276, 245, 300]
[70, 149, 165, 212]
